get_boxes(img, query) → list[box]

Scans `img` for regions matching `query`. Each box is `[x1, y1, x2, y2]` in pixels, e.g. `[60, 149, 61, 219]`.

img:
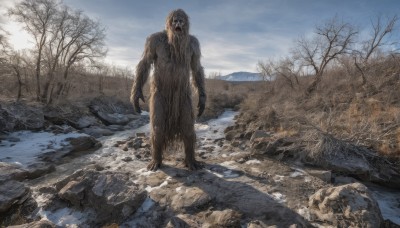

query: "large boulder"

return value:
[308, 183, 383, 227]
[43, 104, 99, 129]
[57, 169, 147, 224]
[89, 96, 134, 125]
[303, 130, 400, 188]
[170, 186, 212, 213]
[0, 162, 28, 181]
[65, 136, 102, 153]
[0, 105, 14, 132]
[0, 180, 30, 213]
[0, 102, 44, 131]
[203, 209, 242, 228]
[0, 179, 37, 226]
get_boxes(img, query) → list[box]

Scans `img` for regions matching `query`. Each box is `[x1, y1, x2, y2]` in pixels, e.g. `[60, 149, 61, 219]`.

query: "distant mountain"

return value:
[216, 71, 264, 82]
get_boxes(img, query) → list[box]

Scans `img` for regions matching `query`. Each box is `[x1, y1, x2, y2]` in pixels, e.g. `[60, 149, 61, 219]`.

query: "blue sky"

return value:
[2, 0, 400, 75]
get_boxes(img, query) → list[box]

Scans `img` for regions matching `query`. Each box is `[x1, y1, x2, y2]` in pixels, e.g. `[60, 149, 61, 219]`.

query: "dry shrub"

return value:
[241, 55, 400, 157]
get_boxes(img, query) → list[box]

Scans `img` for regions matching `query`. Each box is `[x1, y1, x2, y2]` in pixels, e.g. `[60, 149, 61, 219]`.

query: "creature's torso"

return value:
[150, 32, 195, 95]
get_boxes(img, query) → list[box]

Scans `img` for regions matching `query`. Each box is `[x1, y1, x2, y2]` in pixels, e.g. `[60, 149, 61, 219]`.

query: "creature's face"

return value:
[171, 16, 186, 33]
[166, 9, 189, 35]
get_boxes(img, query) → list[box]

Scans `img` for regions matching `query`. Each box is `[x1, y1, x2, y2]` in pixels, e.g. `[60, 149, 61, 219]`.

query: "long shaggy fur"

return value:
[131, 9, 206, 170]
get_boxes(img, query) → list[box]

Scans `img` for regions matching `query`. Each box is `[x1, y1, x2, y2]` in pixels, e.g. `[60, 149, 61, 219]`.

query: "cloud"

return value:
[4, 0, 400, 76]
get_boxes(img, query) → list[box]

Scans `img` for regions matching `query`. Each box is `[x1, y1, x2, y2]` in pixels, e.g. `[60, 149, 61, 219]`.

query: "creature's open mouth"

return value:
[175, 27, 182, 32]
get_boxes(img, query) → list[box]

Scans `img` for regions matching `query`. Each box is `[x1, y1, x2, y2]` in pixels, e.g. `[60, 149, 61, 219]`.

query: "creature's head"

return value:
[166, 9, 190, 36]
[165, 9, 190, 63]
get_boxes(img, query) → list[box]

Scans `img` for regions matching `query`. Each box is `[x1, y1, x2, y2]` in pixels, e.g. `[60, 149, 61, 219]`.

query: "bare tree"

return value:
[55, 11, 107, 99]
[258, 57, 301, 89]
[9, 51, 30, 100]
[257, 60, 273, 82]
[353, 15, 398, 85]
[9, 0, 59, 101]
[42, 6, 106, 103]
[208, 71, 221, 79]
[293, 16, 357, 95]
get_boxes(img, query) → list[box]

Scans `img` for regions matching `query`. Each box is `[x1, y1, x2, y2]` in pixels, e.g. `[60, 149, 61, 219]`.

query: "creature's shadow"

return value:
[159, 163, 312, 227]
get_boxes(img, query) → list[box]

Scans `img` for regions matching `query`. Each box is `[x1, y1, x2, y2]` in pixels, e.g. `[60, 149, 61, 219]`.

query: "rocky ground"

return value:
[0, 100, 400, 227]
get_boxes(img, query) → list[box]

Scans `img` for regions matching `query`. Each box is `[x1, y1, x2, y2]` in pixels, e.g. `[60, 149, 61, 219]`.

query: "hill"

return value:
[217, 71, 264, 82]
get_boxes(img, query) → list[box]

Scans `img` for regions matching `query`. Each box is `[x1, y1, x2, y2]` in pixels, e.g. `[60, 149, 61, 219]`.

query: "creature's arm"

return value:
[131, 35, 156, 113]
[190, 36, 206, 117]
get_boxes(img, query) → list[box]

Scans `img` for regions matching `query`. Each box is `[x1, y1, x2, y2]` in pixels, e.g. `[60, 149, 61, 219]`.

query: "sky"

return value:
[1, 0, 399, 76]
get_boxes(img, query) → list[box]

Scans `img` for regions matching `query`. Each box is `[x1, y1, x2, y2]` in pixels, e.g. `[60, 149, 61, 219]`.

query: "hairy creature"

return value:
[131, 9, 206, 171]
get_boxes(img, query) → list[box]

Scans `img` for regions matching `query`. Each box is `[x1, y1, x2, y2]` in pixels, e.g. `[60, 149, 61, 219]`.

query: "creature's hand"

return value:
[197, 94, 206, 117]
[134, 90, 145, 114]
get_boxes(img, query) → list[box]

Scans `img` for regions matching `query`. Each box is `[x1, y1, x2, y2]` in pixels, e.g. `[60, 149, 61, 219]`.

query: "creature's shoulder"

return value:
[146, 31, 168, 47]
[189, 35, 201, 55]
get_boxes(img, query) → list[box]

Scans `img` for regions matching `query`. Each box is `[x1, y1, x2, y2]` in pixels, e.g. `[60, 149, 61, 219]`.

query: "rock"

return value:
[247, 220, 269, 228]
[333, 176, 359, 185]
[251, 138, 269, 150]
[0, 180, 30, 213]
[306, 170, 332, 183]
[304, 131, 372, 175]
[250, 130, 270, 142]
[171, 186, 212, 212]
[1, 102, 44, 131]
[0, 106, 14, 132]
[74, 116, 99, 129]
[57, 169, 147, 224]
[122, 157, 133, 162]
[136, 132, 146, 137]
[225, 130, 240, 141]
[94, 111, 130, 125]
[81, 126, 114, 138]
[203, 209, 242, 228]
[308, 183, 383, 227]
[166, 214, 199, 228]
[26, 162, 56, 179]
[107, 125, 124, 131]
[66, 136, 101, 153]
[7, 219, 56, 228]
[0, 162, 28, 181]
[89, 96, 133, 125]
[126, 114, 140, 120]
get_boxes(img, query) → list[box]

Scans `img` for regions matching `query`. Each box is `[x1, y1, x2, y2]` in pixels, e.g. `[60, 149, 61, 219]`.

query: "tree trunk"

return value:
[306, 74, 322, 96]
[14, 66, 22, 101]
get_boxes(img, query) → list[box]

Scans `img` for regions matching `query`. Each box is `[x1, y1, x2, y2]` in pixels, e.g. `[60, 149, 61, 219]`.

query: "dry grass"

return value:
[240, 55, 400, 157]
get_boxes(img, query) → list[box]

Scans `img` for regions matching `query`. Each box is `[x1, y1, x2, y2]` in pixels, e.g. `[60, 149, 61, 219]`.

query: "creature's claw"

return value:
[134, 90, 145, 114]
[197, 95, 206, 117]
[147, 160, 162, 171]
[184, 160, 203, 171]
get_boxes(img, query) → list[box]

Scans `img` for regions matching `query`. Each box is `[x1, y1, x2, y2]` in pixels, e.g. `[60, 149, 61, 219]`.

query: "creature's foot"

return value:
[184, 160, 203, 171]
[147, 160, 162, 171]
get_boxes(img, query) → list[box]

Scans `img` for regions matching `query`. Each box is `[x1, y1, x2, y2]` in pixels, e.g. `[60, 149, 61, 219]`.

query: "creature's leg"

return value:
[182, 129, 201, 170]
[147, 127, 165, 171]
[181, 98, 201, 170]
[147, 95, 166, 171]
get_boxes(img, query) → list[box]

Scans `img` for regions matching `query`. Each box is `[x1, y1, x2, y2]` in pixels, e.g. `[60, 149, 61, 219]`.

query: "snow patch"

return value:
[270, 192, 286, 203]
[38, 207, 91, 227]
[0, 130, 87, 167]
[220, 160, 238, 169]
[136, 168, 155, 176]
[145, 180, 168, 192]
[245, 159, 261, 165]
[273, 175, 285, 182]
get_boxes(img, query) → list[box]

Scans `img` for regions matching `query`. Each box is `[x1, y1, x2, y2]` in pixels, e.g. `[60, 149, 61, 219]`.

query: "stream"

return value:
[1, 110, 399, 226]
